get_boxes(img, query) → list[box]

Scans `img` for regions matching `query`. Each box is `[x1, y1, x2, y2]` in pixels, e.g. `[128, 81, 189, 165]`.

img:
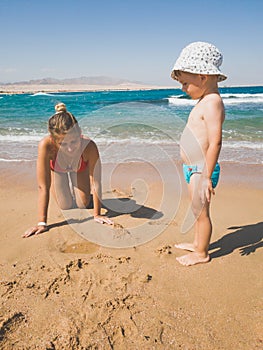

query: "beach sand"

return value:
[0, 83, 176, 94]
[0, 159, 262, 350]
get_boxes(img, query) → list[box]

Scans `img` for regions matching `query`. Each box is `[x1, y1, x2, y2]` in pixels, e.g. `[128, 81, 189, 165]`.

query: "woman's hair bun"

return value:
[55, 103, 67, 113]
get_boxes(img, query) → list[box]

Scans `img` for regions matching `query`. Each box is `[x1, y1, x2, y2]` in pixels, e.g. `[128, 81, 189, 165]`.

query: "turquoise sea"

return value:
[0, 86, 262, 165]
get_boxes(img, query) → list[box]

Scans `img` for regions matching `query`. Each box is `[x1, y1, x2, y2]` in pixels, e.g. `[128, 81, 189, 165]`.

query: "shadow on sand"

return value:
[209, 222, 263, 259]
[47, 197, 163, 230]
[103, 198, 163, 220]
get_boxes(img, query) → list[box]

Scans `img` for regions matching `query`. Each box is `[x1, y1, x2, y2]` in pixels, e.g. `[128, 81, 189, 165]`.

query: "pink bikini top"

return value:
[50, 155, 88, 173]
[49, 135, 89, 173]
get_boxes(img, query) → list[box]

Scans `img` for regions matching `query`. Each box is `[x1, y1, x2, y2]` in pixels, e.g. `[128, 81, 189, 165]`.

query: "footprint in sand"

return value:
[113, 223, 131, 238]
[155, 245, 172, 255]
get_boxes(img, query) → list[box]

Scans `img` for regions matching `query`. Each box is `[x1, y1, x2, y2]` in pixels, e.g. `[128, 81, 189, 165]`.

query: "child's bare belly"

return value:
[180, 126, 207, 165]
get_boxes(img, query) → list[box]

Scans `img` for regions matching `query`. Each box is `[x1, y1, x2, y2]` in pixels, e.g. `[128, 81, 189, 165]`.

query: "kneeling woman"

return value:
[23, 103, 113, 237]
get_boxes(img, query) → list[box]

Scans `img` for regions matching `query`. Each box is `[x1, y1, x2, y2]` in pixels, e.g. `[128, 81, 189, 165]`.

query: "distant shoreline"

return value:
[0, 83, 180, 94]
[0, 83, 262, 95]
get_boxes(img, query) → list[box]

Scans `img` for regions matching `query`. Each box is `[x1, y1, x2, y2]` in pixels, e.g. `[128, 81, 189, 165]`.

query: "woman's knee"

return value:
[55, 194, 74, 210]
[58, 200, 74, 210]
[75, 194, 91, 209]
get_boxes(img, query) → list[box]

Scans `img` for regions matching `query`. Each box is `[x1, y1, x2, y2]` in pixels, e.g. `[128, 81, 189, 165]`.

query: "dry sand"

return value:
[0, 159, 262, 350]
[0, 83, 176, 94]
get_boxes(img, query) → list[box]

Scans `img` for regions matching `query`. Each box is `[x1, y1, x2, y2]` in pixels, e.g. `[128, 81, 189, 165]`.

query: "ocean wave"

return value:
[0, 135, 43, 141]
[221, 93, 263, 98]
[97, 137, 263, 150]
[0, 132, 261, 147]
[31, 92, 76, 98]
[222, 93, 263, 104]
[167, 96, 195, 106]
[223, 140, 263, 149]
[31, 92, 57, 97]
[0, 139, 261, 165]
[168, 93, 263, 106]
[0, 158, 33, 162]
[96, 137, 179, 146]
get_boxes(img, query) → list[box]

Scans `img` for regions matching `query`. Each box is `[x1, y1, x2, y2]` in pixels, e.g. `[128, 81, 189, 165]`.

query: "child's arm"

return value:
[201, 96, 225, 203]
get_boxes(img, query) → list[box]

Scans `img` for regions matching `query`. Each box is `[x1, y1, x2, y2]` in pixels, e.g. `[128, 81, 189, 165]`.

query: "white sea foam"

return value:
[168, 93, 263, 106]
[223, 140, 263, 150]
[222, 93, 263, 105]
[0, 158, 33, 162]
[0, 135, 44, 142]
[31, 92, 83, 98]
[31, 92, 56, 97]
[96, 138, 179, 146]
[0, 138, 261, 165]
[222, 93, 263, 99]
[167, 96, 195, 106]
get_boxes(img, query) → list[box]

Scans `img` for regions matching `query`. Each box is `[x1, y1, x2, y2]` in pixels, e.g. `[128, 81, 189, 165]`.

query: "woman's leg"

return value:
[70, 167, 91, 209]
[51, 171, 73, 209]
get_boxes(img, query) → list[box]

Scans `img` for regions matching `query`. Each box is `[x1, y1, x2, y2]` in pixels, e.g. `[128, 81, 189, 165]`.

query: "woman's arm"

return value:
[37, 138, 52, 224]
[87, 140, 113, 225]
[88, 140, 102, 217]
[23, 138, 51, 237]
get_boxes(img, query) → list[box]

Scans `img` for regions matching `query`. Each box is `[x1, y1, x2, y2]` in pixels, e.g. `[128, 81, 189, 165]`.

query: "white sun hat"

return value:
[171, 41, 227, 82]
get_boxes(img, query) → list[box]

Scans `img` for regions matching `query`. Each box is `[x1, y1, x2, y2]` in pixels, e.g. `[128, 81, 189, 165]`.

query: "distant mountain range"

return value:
[1, 76, 145, 86]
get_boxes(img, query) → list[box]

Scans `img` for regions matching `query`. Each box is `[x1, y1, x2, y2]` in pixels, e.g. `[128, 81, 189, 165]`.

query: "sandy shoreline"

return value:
[0, 83, 178, 94]
[0, 160, 262, 349]
[1, 82, 260, 95]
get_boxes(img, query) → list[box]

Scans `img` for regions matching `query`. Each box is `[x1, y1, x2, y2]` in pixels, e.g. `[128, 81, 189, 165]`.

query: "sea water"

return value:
[0, 86, 262, 165]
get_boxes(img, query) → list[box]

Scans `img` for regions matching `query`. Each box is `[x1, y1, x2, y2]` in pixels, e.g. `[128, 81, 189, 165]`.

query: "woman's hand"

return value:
[94, 215, 114, 225]
[22, 224, 49, 238]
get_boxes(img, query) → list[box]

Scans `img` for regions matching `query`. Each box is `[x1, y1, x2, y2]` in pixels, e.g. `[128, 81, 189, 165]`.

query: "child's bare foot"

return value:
[174, 243, 196, 252]
[176, 252, 210, 266]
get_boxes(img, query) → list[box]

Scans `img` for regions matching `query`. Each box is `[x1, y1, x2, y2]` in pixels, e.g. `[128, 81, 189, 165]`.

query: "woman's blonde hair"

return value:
[48, 103, 81, 138]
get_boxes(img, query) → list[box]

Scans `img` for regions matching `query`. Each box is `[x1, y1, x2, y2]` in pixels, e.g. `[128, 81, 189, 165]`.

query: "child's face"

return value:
[177, 72, 204, 100]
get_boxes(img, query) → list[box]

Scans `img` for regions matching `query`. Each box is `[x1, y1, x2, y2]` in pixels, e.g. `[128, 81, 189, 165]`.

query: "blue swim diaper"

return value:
[183, 163, 220, 188]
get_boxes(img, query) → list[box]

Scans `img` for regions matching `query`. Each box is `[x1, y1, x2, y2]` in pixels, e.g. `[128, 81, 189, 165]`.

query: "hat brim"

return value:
[171, 68, 227, 82]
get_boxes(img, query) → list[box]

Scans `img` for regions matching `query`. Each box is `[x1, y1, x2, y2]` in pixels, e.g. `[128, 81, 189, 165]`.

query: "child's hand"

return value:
[94, 215, 114, 225]
[22, 224, 49, 238]
[200, 177, 215, 204]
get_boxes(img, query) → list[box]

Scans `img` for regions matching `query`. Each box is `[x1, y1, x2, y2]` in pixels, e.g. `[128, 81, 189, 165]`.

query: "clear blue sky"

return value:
[1, 0, 262, 86]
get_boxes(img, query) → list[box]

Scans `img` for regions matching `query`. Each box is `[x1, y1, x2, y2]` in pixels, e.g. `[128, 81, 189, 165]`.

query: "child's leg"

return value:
[176, 174, 211, 266]
[51, 171, 73, 209]
[70, 167, 91, 209]
[195, 202, 212, 256]
[174, 183, 199, 252]
[175, 221, 199, 251]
